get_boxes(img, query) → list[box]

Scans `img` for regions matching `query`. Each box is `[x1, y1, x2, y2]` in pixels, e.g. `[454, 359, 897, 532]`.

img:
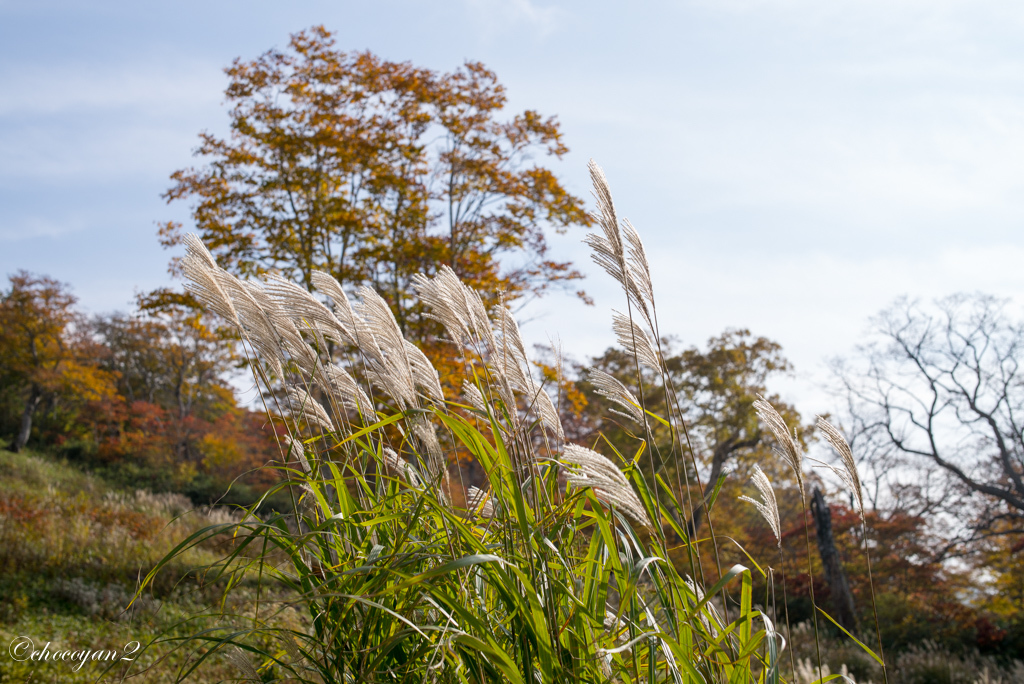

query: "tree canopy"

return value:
[836, 294, 1024, 555]
[159, 26, 591, 339]
[0, 272, 116, 452]
[575, 329, 804, 534]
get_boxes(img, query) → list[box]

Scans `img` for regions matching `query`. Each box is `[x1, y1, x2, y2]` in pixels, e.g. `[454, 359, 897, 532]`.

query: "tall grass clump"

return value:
[137, 161, 879, 683]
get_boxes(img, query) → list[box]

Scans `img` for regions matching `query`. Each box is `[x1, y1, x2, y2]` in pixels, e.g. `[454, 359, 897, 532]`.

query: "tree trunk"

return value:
[12, 384, 42, 453]
[689, 443, 730, 535]
[689, 435, 758, 535]
[811, 486, 859, 634]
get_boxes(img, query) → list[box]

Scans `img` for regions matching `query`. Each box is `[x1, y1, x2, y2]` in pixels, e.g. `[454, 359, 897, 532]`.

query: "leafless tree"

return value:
[834, 294, 1024, 557]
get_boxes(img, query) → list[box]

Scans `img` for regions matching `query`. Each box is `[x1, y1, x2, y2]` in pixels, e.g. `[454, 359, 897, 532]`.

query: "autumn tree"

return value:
[0, 272, 116, 452]
[159, 26, 591, 342]
[96, 308, 236, 420]
[578, 329, 804, 532]
[85, 305, 286, 501]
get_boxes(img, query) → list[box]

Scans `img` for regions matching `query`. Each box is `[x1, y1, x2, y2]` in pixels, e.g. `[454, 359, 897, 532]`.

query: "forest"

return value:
[1, 26, 1022, 684]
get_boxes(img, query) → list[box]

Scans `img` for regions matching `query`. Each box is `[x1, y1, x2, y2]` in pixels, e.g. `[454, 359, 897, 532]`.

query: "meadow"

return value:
[2, 161, 1023, 682]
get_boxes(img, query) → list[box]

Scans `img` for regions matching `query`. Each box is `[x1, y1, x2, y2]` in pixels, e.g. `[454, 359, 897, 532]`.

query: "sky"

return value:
[3, 0, 1024, 417]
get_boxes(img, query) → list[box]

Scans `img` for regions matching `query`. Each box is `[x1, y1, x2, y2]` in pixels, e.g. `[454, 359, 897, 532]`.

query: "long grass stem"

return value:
[799, 498, 825, 683]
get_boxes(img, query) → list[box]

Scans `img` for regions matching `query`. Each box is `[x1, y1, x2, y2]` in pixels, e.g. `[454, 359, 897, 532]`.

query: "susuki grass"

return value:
[136, 161, 889, 683]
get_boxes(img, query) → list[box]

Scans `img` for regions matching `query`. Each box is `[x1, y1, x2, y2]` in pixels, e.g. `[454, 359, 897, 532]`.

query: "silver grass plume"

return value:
[584, 161, 640, 311]
[277, 330, 324, 380]
[286, 387, 336, 435]
[411, 417, 445, 480]
[560, 444, 653, 531]
[264, 274, 352, 350]
[238, 279, 316, 377]
[180, 235, 239, 326]
[180, 238, 284, 379]
[739, 465, 782, 547]
[491, 303, 563, 441]
[354, 286, 444, 406]
[355, 286, 419, 409]
[462, 381, 488, 414]
[584, 160, 650, 326]
[620, 218, 655, 329]
[412, 267, 472, 342]
[531, 385, 565, 442]
[282, 434, 312, 475]
[310, 272, 389, 371]
[404, 339, 445, 403]
[309, 270, 360, 345]
[412, 266, 498, 352]
[322, 364, 377, 425]
[260, 280, 377, 427]
[492, 304, 532, 390]
[382, 447, 421, 486]
[584, 160, 626, 285]
[588, 367, 646, 425]
[611, 310, 661, 372]
[413, 268, 516, 415]
[466, 486, 494, 518]
[226, 647, 260, 682]
[815, 417, 864, 521]
[753, 396, 805, 493]
[220, 274, 290, 380]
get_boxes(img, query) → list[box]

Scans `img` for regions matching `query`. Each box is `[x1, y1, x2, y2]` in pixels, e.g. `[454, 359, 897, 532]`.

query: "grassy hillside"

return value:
[0, 448, 274, 683]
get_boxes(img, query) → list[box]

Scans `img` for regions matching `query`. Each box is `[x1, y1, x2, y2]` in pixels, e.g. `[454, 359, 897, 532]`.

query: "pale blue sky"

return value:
[4, 0, 1024, 413]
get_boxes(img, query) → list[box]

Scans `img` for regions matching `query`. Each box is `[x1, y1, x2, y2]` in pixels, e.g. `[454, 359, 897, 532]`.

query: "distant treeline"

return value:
[0, 271, 281, 504]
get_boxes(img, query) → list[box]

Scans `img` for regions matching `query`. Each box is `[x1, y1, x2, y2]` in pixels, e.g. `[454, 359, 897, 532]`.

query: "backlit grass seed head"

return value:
[561, 444, 653, 531]
[412, 267, 473, 343]
[181, 234, 239, 326]
[311, 270, 390, 367]
[411, 418, 445, 479]
[322, 364, 376, 425]
[753, 396, 805, 492]
[347, 286, 444, 407]
[287, 388, 336, 435]
[466, 486, 494, 518]
[492, 304, 532, 388]
[588, 368, 646, 425]
[310, 270, 358, 339]
[282, 434, 312, 475]
[264, 274, 349, 346]
[585, 161, 652, 324]
[585, 160, 627, 289]
[227, 647, 260, 682]
[531, 385, 565, 443]
[414, 266, 497, 354]
[815, 416, 864, 520]
[738, 464, 782, 547]
[611, 310, 661, 372]
[403, 339, 445, 404]
[462, 380, 488, 414]
[182, 250, 288, 378]
[382, 447, 420, 486]
[356, 285, 420, 408]
[621, 218, 654, 327]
